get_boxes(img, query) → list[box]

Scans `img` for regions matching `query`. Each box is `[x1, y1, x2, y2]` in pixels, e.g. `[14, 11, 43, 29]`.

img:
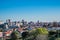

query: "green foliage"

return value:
[11, 31, 21, 40]
[14, 31, 21, 38]
[27, 28, 48, 40]
[36, 28, 48, 35]
[29, 29, 37, 36]
[48, 30, 60, 40]
[55, 38, 60, 40]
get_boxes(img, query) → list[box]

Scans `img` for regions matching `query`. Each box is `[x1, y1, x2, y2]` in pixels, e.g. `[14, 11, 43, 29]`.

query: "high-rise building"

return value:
[5, 24, 9, 29]
[6, 19, 11, 26]
[21, 19, 25, 25]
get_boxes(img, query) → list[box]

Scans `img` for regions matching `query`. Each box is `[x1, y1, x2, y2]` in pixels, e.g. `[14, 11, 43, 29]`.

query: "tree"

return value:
[11, 30, 20, 40]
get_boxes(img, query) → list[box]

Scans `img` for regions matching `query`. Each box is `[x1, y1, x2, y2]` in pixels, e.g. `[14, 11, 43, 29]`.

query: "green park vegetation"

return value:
[6, 27, 60, 40]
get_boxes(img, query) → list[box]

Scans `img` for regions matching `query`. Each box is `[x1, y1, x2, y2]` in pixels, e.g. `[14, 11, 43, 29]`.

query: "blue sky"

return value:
[0, 0, 60, 22]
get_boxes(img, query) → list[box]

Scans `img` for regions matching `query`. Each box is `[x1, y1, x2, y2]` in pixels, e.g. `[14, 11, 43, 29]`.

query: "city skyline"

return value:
[0, 0, 60, 22]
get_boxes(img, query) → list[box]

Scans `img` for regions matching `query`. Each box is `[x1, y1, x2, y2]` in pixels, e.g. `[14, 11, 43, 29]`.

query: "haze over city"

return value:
[0, 0, 60, 22]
